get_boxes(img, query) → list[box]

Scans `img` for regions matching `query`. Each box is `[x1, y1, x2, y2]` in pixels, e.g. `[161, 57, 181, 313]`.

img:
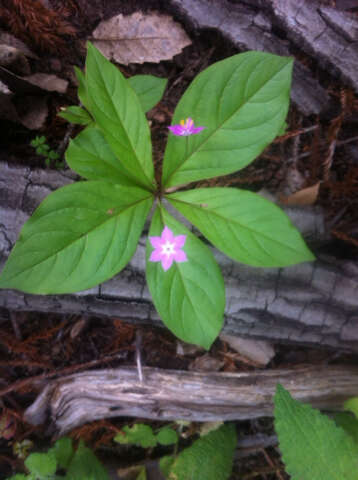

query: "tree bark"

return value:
[166, 0, 358, 115]
[24, 365, 358, 435]
[1, 161, 358, 351]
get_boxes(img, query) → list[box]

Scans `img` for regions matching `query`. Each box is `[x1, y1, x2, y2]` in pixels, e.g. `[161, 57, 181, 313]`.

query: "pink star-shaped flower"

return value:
[168, 117, 205, 136]
[149, 226, 188, 271]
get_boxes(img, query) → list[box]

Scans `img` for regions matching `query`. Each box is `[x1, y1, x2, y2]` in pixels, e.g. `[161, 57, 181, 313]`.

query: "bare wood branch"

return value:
[24, 365, 358, 435]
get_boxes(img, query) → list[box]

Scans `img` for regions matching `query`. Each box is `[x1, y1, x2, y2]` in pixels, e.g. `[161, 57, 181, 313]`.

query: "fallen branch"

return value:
[24, 365, 358, 435]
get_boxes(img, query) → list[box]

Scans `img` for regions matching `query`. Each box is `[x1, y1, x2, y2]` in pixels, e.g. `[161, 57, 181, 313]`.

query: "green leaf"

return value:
[74, 66, 89, 110]
[48, 151, 59, 160]
[146, 206, 225, 349]
[159, 456, 175, 478]
[25, 451, 57, 477]
[165, 424, 236, 480]
[156, 427, 178, 446]
[136, 467, 147, 480]
[51, 437, 73, 470]
[162, 51, 293, 188]
[334, 413, 358, 445]
[6, 475, 28, 480]
[114, 424, 157, 448]
[66, 440, 110, 480]
[66, 126, 134, 185]
[58, 105, 93, 125]
[85, 42, 154, 190]
[344, 397, 358, 420]
[168, 187, 315, 267]
[128, 75, 167, 113]
[274, 384, 358, 480]
[0, 182, 153, 294]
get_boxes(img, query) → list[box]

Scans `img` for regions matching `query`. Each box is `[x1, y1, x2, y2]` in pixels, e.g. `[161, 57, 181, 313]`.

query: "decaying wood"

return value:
[1, 161, 358, 351]
[24, 365, 358, 435]
[167, 0, 358, 115]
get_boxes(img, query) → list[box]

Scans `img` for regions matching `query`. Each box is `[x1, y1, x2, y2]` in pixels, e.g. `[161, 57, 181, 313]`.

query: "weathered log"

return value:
[24, 365, 358, 435]
[167, 0, 358, 115]
[166, 0, 330, 116]
[1, 161, 357, 351]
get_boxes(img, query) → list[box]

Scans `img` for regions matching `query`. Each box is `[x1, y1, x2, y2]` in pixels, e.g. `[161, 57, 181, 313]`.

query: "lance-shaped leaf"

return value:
[146, 206, 225, 349]
[58, 105, 93, 125]
[167, 188, 315, 267]
[274, 384, 358, 480]
[66, 126, 134, 185]
[128, 75, 167, 112]
[0, 182, 153, 294]
[162, 51, 293, 188]
[85, 43, 154, 189]
[74, 66, 89, 110]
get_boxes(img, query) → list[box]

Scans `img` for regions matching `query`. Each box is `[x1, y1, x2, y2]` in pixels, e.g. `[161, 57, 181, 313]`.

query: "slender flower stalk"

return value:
[168, 117, 205, 136]
[149, 226, 188, 271]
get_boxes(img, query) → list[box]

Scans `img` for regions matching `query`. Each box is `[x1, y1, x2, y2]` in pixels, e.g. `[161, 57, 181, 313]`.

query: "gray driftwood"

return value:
[24, 365, 358, 435]
[1, 161, 358, 351]
[167, 0, 358, 115]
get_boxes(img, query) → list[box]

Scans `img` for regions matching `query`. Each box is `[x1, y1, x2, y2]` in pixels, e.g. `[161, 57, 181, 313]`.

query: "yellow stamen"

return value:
[180, 119, 185, 126]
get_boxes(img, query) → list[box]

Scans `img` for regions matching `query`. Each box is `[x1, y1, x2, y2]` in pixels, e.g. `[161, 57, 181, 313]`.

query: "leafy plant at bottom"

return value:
[274, 384, 358, 480]
[0, 42, 315, 349]
[6, 437, 109, 480]
[114, 423, 178, 448]
[160, 424, 237, 480]
[30, 136, 62, 169]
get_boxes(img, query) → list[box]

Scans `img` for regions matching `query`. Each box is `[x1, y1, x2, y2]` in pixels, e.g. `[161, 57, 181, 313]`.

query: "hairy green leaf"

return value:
[114, 424, 157, 448]
[156, 426, 178, 446]
[0, 182, 153, 294]
[344, 397, 358, 420]
[168, 187, 314, 267]
[58, 105, 93, 125]
[162, 51, 293, 187]
[274, 384, 358, 480]
[25, 451, 57, 477]
[85, 43, 154, 189]
[66, 126, 134, 185]
[334, 413, 358, 445]
[146, 206, 225, 349]
[51, 437, 73, 470]
[162, 424, 236, 480]
[128, 75, 167, 112]
[66, 441, 110, 480]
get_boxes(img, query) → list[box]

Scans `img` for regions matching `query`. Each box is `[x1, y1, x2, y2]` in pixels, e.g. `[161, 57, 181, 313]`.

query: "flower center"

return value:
[161, 241, 176, 257]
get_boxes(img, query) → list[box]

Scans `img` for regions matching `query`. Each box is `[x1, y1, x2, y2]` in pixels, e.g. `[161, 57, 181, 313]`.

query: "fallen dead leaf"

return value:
[24, 73, 68, 93]
[92, 12, 191, 65]
[220, 334, 275, 367]
[0, 31, 38, 59]
[279, 182, 321, 206]
[17, 95, 48, 130]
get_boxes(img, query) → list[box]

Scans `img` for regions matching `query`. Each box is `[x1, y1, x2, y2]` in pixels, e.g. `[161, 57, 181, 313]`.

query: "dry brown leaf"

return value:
[92, 12, 191, 65]
[0, 31, 38, 59]
[17, 96, 48, 130]
[24, 73, 68, 93]
[279, 182, 321, 206]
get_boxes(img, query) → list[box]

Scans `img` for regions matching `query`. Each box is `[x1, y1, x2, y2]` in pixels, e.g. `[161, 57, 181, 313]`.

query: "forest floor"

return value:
[0, 0, 358, 479]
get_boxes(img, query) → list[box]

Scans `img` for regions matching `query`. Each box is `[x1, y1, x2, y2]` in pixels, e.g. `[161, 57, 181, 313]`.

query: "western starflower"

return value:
[149, 226, 187, 271]
[168, 117, 204, 136]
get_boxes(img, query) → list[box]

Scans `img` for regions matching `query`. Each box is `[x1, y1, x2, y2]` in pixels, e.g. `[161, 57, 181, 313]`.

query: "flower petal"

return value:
[162, 226, 174, 243]
[168, 125, 184, 136]
[173, 250, 187, 263]
[149, 236, 163, 248]
[174, 234, 186, 248]
[150, 249, 163, 262]
[162, 255, 174, 271]
[192, 126, 205, 134]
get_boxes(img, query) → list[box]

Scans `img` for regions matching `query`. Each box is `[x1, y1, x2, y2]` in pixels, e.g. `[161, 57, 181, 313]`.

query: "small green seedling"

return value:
[30, 136, 63, 169]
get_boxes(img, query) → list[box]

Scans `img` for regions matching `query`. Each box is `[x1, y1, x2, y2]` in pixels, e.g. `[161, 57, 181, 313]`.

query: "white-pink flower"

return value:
[149, 226, 188, 271]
